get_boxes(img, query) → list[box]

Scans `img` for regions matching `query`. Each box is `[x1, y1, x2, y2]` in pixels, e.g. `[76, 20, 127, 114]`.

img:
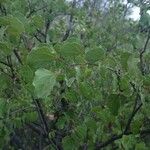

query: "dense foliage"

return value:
[0, 0, 150, 149]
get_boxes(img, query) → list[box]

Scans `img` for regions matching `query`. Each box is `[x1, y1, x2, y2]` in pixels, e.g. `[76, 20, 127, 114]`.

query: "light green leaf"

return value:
[33, 68, 56, 98]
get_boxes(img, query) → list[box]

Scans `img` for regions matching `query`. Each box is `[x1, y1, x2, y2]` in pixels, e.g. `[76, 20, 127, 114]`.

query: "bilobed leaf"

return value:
[33, 68, 56, 98]
[58, 42, 84, 58]
[27, 46, 56, 69]
[85, 47, 104, 63]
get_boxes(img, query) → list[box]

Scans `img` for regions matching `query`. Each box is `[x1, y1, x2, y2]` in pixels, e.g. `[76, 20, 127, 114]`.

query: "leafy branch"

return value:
[95, 87, 143, 149]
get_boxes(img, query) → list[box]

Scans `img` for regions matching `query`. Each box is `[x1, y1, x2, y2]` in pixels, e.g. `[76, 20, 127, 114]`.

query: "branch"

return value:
[34, 33, 43, 43]
[33, 98, 59, 150]
[7, 56, 15, 79]
[95, 127, 149, 150]
[124, 102, 142, 134]
[26, 0, 49, 18]
[0, 60, 11, 67]
[0, 67, 12, 78]
[61, 0, 76, 42]
[95, 134, 123, 149]
[0, 3, 7, 16]
[44, 18, 51, 43]
[139, 30, 150, 75]
[33, 98, 49, 134]
[13, 49, 23, 65]
[96, 93, 143, 149]
[26, 123, 45, 136]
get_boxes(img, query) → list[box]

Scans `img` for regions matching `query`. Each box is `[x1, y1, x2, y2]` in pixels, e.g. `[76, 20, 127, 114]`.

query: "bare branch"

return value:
[61, 0, 76, 42]
[140, 30, 150, 75]
[13, 49, 23, 65]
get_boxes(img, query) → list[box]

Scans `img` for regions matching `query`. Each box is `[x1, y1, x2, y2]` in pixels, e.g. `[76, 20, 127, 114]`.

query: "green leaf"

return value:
[0, 42, 12, 56]
[19, 65, 34, 83]
[79, 82, 93, 99]
[143, 75, 150, 86]
[135, 142, 147, 150]
[120, 74, 132, 96]
[7, 16, 25, 35]
[27, 46, 56, 69]
[65, 89, 78, 103]
[56, 116, 66, 129]
[74, 124, 87, 141]
[127, 57, 141, 80]
[120, 51, 131, 71]
[33, 68, 56, 98]
[1, 15, 25, 44]
[31, 15, 44, 29]
[121, 135, 136, 150]
[62, 136, 76, 150]
[131, 115, 143, 134]
[108, 94, 121, 116]
[0, 74, 10, 92]
[0, 98, 7, 117]
[85, 47, 104, 63]
[1, 16, 24, 40]
[58, 42, 84, 58]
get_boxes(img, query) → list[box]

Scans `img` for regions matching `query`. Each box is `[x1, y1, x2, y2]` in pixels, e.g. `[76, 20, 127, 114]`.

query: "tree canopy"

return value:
[0, 0, 150, 149]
